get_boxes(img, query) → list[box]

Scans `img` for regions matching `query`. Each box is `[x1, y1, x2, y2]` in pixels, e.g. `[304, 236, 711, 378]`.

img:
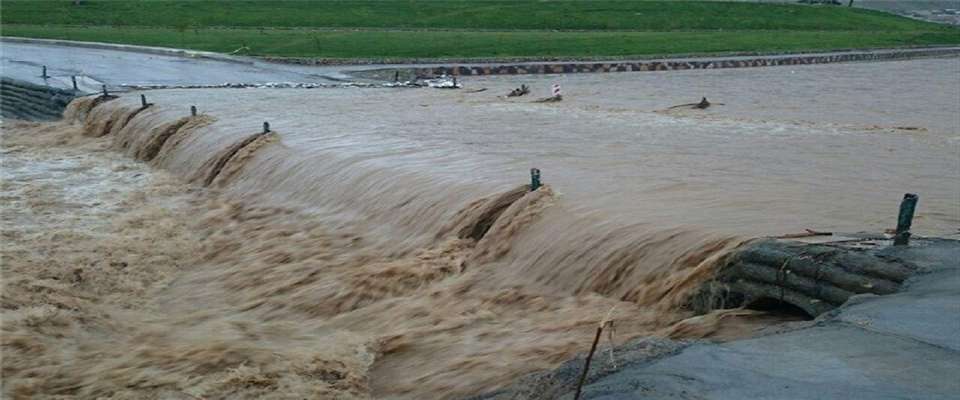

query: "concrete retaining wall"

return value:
[414, 47, 960, 77]
[1, 77, 78, 121]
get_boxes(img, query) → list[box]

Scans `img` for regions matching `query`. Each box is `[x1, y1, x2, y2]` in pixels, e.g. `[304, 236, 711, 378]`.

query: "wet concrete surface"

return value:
[0, 40, 354, 92]
[557, 239, 960, 400]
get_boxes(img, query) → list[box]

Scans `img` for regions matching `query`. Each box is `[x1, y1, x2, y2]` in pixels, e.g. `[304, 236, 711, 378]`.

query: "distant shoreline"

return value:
[3, 0, 958, 60]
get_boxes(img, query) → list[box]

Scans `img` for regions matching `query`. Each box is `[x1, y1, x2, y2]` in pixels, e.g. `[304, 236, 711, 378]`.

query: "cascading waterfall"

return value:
[15, 94, 758, 399]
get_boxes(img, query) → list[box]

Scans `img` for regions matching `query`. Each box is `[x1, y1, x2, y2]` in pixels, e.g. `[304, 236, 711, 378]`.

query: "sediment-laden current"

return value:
[2, 57, 958, 399]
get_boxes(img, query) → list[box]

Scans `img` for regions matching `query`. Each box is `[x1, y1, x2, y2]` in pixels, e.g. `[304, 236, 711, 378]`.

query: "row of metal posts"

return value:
[78, 65, 918, 245]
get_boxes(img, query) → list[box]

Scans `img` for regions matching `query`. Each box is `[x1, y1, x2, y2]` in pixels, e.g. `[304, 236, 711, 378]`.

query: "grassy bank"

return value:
[3, 0, 958, 59]
[3, 0, 952, 31]
[5, 25, 957, 59]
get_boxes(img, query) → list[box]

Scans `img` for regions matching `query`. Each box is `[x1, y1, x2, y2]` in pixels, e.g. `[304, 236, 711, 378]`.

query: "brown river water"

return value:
[2, 57, 958, 399]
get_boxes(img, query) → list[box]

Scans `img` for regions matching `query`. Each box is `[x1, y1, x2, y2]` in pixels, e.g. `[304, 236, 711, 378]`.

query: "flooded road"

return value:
[0, 40, 351, 91]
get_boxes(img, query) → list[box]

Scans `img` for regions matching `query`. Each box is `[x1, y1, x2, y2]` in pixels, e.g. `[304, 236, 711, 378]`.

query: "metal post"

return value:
[894, 193, 918, 246]
[140, 94, 148, 108]
[190, 105, 197, 116]
[102, 85, 108, 97]
[41, 65, 49, 79]
[263, 121, 270, 133]
[71, 76, 78, 90]
[394, 70, 400, 82]
[573, 326, 604, 400]
[530, 168, 541, 191]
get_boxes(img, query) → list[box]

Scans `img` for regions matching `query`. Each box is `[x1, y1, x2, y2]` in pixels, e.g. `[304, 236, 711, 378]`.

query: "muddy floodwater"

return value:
[2, 57, 959, 399]
[139, 57, 958, 237]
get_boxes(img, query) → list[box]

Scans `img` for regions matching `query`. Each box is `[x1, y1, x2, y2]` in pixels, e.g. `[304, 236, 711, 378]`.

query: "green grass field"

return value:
[2, 0, 958, 60]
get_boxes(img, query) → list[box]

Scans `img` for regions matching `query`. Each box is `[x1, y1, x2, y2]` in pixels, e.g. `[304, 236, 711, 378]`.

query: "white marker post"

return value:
[552, 83, 561, 98]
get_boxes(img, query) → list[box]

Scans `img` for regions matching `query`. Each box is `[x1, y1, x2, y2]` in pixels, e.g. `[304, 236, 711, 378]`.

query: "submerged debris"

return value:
[668, 96, 722, 110]
[118, 74, 470, 91]
[533, 94, 562, 103]
[425, 75, 462, 89]
[507, 84, 530, 97]
[775, 229, 833, 239]
[121, 81, 417, 90]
